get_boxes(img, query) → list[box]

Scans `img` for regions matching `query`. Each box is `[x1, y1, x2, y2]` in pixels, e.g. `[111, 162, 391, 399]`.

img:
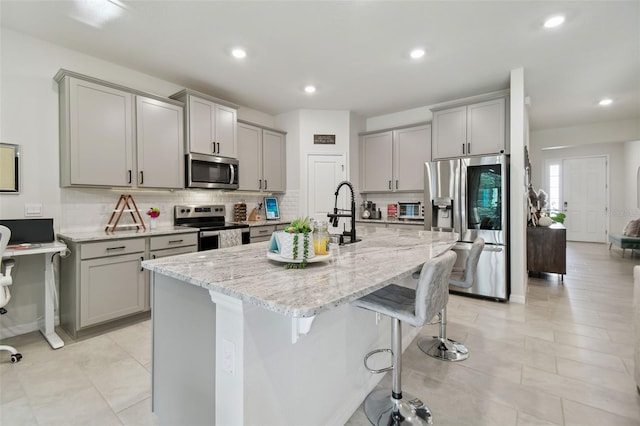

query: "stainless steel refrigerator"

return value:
[425, 155, 510, 301]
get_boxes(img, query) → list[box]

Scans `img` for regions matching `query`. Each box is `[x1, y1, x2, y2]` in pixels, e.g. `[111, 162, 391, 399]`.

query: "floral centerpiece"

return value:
[277, 217, 314, 269]
[147, 207, 160, 218]
[146, 207, 160, 229]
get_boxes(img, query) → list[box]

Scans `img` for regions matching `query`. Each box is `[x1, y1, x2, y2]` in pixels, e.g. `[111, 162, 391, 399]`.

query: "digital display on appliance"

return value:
[264, 197, 280, 220]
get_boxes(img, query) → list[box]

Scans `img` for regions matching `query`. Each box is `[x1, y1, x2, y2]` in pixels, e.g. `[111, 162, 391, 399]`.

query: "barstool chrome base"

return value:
[364, 388, 433, 425]
[417, 336, 469, 362]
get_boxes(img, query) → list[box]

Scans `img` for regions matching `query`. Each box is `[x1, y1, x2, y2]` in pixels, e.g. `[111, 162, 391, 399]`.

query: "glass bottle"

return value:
[313, 221, 330, 255]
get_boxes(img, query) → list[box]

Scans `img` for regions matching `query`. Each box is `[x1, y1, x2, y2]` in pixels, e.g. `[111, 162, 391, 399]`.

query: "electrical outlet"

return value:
[24, 203, 43, 217]
[222, 339, 235, 375]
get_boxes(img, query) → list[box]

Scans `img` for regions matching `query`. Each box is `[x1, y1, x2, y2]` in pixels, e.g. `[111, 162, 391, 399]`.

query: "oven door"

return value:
[199, 229, 251, 251]
[186, 153, 239, 190]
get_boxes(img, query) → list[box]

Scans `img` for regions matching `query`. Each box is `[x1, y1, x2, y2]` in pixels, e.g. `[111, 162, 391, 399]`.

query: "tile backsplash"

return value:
[59, 188, 299, 232]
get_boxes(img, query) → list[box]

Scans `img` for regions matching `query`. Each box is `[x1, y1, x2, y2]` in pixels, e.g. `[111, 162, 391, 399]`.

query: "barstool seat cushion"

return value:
[352, 284, 421, 327]
[351, 251, 456, 328]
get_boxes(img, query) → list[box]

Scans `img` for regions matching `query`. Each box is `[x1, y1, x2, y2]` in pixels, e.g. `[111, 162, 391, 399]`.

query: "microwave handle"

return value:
[229, 164, 235, 185]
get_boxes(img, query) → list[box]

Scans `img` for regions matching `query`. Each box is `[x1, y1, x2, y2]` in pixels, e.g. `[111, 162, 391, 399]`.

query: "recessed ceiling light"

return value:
[231, 48, 247, 59]
[304, 85, 316, 94]
[543, 14, 565, 29]
[409, 48, 425, 59]
[598, 98, 613, 106]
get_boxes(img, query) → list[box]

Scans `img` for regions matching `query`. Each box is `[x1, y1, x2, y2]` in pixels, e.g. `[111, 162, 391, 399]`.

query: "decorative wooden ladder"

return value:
[105, 194, 147, 232]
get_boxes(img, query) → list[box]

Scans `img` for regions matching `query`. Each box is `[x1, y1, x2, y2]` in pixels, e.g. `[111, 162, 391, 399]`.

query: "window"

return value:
[547, 163, 561, 212]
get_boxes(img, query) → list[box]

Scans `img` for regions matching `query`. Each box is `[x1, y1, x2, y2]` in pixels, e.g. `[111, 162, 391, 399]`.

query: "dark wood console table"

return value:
[527, 223, 566, 278]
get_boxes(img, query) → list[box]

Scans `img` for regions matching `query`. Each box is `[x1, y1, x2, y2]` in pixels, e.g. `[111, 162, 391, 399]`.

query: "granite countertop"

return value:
[58, 226, 198, 243]
[142, 227, 457, 318]
[236, 219, 292, 227]
[357, 218, 425, 226]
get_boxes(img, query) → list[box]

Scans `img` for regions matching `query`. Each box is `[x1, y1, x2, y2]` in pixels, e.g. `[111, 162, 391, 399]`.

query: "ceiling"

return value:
[1, 1, 639, 131]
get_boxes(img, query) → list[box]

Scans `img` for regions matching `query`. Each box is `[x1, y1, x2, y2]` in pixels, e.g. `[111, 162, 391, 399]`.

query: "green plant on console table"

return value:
[549, 212, 566, 224]
[284, 217, 311, 269]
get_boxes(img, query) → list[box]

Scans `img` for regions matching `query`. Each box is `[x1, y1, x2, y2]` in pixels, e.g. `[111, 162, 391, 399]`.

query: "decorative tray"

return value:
[266, 251, 332, 264]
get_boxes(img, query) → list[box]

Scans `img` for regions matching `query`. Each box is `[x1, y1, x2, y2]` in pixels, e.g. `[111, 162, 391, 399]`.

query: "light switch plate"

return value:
[24, 203, 43, 217]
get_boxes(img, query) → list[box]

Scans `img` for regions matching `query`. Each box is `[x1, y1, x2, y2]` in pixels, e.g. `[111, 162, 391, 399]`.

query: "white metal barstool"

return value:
[351, 251, 457, 425]
[417, 238, 484, 362]
[0, 225, 21, 363]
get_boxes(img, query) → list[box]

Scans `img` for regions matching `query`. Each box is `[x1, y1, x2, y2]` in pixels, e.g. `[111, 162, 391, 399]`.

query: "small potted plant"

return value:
[146, 207, 160, 229]
[275, 217, 315, 268]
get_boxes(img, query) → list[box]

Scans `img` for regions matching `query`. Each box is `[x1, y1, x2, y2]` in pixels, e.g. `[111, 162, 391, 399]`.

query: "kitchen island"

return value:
[143, 227, 457, 426]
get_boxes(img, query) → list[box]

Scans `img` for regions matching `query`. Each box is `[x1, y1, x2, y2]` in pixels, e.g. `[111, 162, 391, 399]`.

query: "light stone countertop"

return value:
[236, 219, 292, 227]
[357, 219, 425, 226]
[142, 227, 458, 318]
[58, 226, 198, 243]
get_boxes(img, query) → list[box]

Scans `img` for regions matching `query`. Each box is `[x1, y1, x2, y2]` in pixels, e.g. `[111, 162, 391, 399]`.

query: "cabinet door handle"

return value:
[467, 143, 471, 154]
[168, 239, 184, 244]
[140, 256, 144, 271]
[128, 170, 132, 184]
[396, 180, 398, 189]
[106, 246, 126, 251]
[264, 179, 268, 190]
[217, 142, 220, 153]
[462, 144, 465, 155]
[259, 179, 262, 189]
[152, 254, 156, 259]
[388, 180, 392, 190]
[139, 171, 144, 184]
[212, 142, 216, 153]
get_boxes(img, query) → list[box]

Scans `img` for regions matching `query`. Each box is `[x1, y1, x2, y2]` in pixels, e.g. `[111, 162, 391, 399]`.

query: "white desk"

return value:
[3, 241, 68, 349]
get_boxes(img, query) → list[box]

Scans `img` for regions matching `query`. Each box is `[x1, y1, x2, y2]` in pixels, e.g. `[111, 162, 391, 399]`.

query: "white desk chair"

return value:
[0, 225, 22, 363]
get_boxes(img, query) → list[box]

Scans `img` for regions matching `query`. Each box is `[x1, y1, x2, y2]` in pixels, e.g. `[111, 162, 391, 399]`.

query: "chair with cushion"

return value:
[351, 250, 457, 425]
[417, 238, 484, 362]
[0, 225, 21, 363]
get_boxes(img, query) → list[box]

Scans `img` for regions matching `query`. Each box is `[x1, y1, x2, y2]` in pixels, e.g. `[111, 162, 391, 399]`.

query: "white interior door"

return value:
[307, 154, 347, 225]
[562, 156, 607, 242]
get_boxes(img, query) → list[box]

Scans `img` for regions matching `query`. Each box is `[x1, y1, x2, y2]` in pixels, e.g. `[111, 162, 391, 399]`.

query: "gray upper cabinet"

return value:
[432, 96, 506, 159]
[59, 76, 134, 187]
[136, 96, 184, 189]
[237, 121, 286, 192]
[55, 70, 184, 189]
[360, 124, 431, 193]
[171, 89, 238, 158]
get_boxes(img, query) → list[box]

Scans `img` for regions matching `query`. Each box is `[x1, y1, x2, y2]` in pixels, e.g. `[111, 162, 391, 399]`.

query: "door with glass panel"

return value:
[460, 155, 508, 245]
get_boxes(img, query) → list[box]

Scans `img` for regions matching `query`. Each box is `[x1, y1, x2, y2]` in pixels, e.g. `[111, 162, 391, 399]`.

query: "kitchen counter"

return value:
[357, 218, 425, 226]
[143, 227, 455, 317]
[145, 228, 457, 426]
[57, 226, 197, 242]
[235, 219, 291, 227]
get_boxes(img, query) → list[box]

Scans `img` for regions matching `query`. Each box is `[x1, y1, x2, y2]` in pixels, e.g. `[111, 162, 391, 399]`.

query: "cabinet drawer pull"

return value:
[140, 256, 144, 271]
[168, 239, 184, 244]
[106, 246, 126, 251]
[258, 229, 269, 234]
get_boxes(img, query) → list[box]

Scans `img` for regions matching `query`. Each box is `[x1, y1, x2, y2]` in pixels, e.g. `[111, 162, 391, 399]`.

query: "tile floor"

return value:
[1, 242, 639, 425]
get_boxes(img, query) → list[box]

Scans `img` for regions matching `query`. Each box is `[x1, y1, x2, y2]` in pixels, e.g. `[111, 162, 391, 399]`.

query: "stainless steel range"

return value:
[174, 205, 250, 251]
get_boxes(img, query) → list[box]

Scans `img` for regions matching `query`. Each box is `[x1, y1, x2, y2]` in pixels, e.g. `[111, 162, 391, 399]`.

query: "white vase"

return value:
[274, 231, 315, 260]
[149, 218, 157, 230]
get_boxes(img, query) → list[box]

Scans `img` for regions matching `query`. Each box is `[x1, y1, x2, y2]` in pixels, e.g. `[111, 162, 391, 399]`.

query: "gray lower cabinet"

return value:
[80, 252, 146, 327]
[59, 232, 197, 338]
[249, 223, 290, 243]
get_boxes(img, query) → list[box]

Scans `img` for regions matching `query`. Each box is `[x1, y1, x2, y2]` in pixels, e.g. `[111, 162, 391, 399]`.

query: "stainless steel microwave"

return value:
[185, 153, 239, 190]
